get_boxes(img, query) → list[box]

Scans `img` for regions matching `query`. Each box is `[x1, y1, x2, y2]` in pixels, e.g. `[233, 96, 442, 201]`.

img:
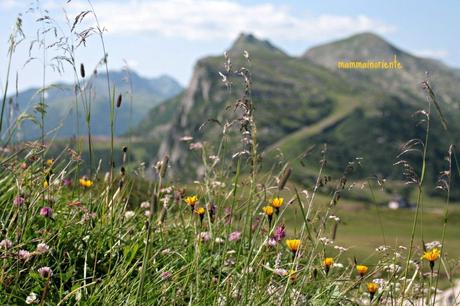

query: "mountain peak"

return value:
[228, 32, 286, 56]
[302, 32, 404, 69]
[338, 32, 399, 51]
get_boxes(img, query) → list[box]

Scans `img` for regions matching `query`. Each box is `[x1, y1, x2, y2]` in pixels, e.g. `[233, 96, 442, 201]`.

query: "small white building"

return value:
[388, 196, 412, 210]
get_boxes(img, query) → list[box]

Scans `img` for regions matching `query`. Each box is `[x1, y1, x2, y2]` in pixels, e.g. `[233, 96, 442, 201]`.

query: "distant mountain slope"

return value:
[303, 32, 460, 107]
[7, 70, 182, 139]
[133, 33, 460, 196]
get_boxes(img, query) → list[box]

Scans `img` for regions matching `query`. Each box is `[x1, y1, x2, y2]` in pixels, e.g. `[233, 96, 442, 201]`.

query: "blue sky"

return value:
[0, 0, 459, 91]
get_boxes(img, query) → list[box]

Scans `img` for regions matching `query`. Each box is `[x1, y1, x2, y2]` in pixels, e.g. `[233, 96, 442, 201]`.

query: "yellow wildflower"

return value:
[195, 207, 206, 224]
[195, 207, 205, 215]
[367, 282, 379, 301]
[262, 205, 274, 216]
[79, 178, 94, 188]
[323, 257, 334, 267]
[323, 257, 334, 275]
[367, 282, 378, 293]
[422, 248, 441, 270]
[286, 239, 301, 253]
[288, 269, 297, 281]
[356, 265, 368, 277]
[422, 248, 441, 262]
[271, 197, 284, 208]
[184, 195, 198, 207]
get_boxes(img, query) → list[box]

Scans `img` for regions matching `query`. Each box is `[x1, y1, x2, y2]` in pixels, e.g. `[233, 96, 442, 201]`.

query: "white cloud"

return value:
[413, 49, 449, 59]
[0, 0, 20, 10]
[124, 59, 139, 69]
[67, 0, 395, 42]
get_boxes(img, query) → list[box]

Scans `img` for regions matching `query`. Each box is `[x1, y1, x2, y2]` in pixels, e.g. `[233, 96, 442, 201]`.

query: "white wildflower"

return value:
[0, 239, 12, 249]
[333, 262, 344, 268]
[179, 136, 193, 142]
[425, 241, 442, 250]
[140, 201, 150, 209]
[189, 142, 203, 150]
[273, 268, 288, 276]
[25, 292, 38, 304]
[319, 237, 333, 245]
[329, 215, 340, 222]
[334, 245, 348, 252]
[384, 264, 401, 273]
[36, 243, 49, 254]
[215, 237, 225, 244]
[18, 250, 31, 261]
[124, 211, 135, 219]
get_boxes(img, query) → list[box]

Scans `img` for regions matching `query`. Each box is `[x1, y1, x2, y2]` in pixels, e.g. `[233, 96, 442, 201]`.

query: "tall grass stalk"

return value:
[0, 17, 24, 137]
[400, 94, 431, 304]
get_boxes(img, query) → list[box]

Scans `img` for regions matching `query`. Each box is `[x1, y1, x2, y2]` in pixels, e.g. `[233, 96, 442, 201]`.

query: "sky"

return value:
[0, 0, 459, 92]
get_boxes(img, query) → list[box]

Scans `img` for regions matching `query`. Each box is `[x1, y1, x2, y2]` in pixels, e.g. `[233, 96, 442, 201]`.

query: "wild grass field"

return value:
[1, 2, 460, 306]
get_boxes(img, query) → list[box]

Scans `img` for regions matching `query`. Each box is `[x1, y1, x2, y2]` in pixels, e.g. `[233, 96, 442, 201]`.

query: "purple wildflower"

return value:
[18, 250, 31, 261]
[39, 207, 53, 218]
[36, 243, 49, 254]
[161, 271, 172, 280]
[62, 178, 72, 186]
[13, 196, 25, 207]
[274, 268, 288, 276]
[0, 239, 12, 249]
[267, 238, 277, 247]
[228, 231, 241, 242]
[273, 225, 286, 241]
[38, 266, 53, 278]
[197, 231, 211, 242]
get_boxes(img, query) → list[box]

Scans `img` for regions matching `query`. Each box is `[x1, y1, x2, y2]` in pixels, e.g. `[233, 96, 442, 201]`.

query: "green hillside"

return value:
[134, 33, 460, 198]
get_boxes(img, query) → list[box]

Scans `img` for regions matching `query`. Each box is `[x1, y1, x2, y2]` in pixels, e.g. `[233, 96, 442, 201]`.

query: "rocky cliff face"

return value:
[158, 63, 214, 167]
